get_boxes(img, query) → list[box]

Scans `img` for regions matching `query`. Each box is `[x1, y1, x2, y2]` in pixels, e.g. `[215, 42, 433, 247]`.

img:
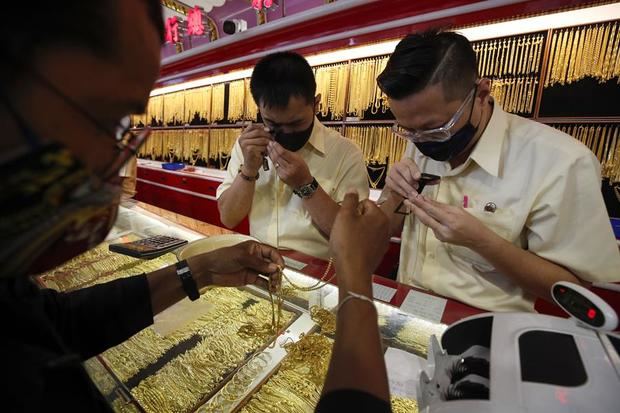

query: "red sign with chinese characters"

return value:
[252, 0, 276, 10]
[187, 6, 205, 36]
[165, 16, 180, 43]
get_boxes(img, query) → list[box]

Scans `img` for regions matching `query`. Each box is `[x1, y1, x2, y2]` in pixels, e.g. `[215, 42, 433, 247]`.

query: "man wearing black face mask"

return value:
[217, 52, 369, 259]
[377, 30, 620, 312]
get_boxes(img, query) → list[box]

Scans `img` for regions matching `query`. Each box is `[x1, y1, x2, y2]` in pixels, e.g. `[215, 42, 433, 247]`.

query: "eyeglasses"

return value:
[30, 70, 151, 183]
[391, 86, 476, 143]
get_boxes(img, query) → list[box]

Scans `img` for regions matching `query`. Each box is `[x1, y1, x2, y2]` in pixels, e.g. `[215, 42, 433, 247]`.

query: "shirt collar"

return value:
[306, 117, 326, 155]
[467, 102, 507, 178]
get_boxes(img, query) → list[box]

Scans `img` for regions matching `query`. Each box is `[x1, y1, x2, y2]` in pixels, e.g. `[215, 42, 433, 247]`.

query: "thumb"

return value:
[340, 190, 359, 215]
[238, 252, 279, 275]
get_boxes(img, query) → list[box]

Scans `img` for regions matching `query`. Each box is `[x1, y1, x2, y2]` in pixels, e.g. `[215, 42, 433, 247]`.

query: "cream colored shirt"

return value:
[217, 119, 369, 259]
[398, 103, 620, 312]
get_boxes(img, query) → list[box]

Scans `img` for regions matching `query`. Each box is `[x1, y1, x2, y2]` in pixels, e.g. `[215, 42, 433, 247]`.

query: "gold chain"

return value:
[228, 79, 246, 122]
[211, 83, 226, 122]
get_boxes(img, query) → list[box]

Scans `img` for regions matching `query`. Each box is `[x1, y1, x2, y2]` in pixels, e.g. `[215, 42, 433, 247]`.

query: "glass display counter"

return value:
[36, 202, 467, 413]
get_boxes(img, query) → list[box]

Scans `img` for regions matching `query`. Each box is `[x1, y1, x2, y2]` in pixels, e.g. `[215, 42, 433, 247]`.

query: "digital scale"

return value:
[418, 282, 620, 413]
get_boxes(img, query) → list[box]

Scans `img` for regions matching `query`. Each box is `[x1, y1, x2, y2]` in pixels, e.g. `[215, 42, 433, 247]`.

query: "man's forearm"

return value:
[217, 174, 255, 228]
[377, 188, 405, 237]
[322, 270, 390, 401]
[302, 187, 340, 237]
[475, 232, 581, 301]
[146, 253, 214, 315]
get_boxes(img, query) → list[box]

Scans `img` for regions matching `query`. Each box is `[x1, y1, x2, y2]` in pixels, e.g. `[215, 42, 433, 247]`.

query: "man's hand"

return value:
[406, 195, 495, 249]
[267, 141, 312, 189]
[385, 158, 423, 198]
[188, 240, 284, 289]
[239, 123, 272, 176]
[330, 192, 390, 292]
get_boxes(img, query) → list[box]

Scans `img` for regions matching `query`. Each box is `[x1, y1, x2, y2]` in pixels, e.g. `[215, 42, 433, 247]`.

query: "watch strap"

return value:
[176, 259, 199, 301]
[293, 177, 319, 198]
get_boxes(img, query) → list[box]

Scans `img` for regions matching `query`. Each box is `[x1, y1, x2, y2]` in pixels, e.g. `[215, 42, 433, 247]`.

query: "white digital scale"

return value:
[418, 282, 620, 413]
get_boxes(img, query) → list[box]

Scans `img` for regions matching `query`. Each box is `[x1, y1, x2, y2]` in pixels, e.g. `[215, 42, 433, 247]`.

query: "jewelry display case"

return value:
[36, 203, 455, 412]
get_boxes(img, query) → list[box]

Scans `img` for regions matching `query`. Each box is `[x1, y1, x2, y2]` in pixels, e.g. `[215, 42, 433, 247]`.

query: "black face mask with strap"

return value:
[414, 92, 480, 162]
[272, 120, 314, 152]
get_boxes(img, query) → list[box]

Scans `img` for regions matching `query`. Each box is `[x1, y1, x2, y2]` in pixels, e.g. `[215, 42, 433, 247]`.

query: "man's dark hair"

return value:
[377, 30, 477, 101]
[250, 51, 316, 108]
[0, 0, 164, 63]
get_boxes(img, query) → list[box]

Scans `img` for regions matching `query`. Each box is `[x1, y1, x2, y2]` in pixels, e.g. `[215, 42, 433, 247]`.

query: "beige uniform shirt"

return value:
[217, 119, 369, 259]
[398, 104, 620, 311]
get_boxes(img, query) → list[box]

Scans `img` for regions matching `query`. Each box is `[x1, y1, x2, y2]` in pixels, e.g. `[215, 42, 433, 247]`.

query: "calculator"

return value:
[109, 235, 188, 259]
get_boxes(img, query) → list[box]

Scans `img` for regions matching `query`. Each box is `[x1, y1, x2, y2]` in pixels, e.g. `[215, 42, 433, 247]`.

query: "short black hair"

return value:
[250, 51, 316, 108]
[377, 29, 477, 101]
[0, 1, 164, 63]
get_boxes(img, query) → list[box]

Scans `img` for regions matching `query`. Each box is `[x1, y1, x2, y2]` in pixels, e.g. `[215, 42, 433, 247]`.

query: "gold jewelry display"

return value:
[473, 33, 544, 116]
[184, 86, 212, 124]
[182, 130, 205, 164]
[145, 95, 164, 126]
[163, 91, 185, 125]
[347, 57, 390, 117]
[489, 75, 538, 115]
[228, 79, 246, 122]
[474, 33, 543, 77]
[235, 330, 423, 413]
[211, 83, 226, 122]
[392, 396, 419, 413]
[244, 78, 259, 120]
[550, 123, 620, 183]
[208, 128, 240, 169]
[545, 20, 620, 87]
[315, 63, 349, 119]
[37, 240, 178, 292]
[309, 305, 336, 335]
[41, 241, 297, 413]
[344, 125, 407, 187]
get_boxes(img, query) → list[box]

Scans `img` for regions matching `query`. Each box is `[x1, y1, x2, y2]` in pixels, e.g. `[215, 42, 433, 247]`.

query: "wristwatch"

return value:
[293, 177, 319, 199]
[176, 260, 200, 301]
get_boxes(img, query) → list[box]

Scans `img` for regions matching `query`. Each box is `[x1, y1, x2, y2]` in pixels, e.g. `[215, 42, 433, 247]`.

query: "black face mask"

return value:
[414, 93, 480, 162]
[414, 121, 479, 162]
[273, 120, 314, 152]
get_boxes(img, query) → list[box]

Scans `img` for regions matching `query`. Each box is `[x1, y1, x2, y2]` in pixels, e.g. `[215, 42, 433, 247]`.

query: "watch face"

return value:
[296, 179, 318, 198]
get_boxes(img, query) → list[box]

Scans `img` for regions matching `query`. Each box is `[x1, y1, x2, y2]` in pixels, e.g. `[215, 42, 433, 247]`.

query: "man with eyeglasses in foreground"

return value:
[377, 30, 620, 312]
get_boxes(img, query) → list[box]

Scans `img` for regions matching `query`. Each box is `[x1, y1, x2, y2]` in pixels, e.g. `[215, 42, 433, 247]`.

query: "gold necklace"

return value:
[211, 83, 226, 122]
[367, 162, 387, 189]
[545, 31, 559, 87]
[228, 79, 246, 122]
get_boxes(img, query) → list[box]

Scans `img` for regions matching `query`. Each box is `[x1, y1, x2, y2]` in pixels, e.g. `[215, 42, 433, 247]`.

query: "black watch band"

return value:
[293, 177, 319, 198]
[176, 260, 199, 301]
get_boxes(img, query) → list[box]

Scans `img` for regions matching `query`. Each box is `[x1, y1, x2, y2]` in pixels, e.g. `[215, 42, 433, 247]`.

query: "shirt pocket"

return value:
[446, 207, 515, 273]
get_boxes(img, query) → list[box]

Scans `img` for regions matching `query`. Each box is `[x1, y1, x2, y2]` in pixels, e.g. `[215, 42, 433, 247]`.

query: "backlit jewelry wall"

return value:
[132, 18, 620, 191]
